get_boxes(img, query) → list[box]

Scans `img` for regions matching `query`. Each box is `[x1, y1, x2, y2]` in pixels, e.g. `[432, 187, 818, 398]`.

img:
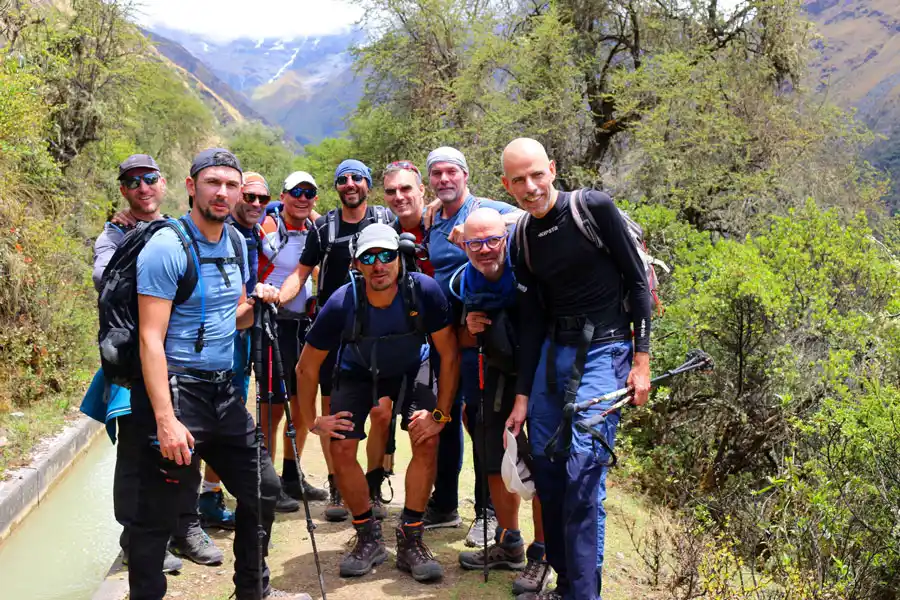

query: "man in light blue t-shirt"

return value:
[421, 146, 523, 549]
[124, 148, 310, 600]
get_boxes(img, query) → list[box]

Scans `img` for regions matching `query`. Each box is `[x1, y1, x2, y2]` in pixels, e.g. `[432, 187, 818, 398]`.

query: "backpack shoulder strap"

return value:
[169, 218, 200, 305]
[402, 273, 426, 335]
[226, 223, 246, 280]
[569, 189, 605, 251]
[514, 212, 533, 273]
[325, 209, 340, 251]
[372, 205, 392, 225]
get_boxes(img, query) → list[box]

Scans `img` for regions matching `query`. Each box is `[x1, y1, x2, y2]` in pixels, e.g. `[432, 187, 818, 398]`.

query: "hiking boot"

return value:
[235, 586, 311, 600]
[282, 476, 329, 502]
[422, 503, 462, 530]
[339, 519, 388, 577]
[325, 478, 349, 522]
[198, 489, 236, 530]
[513, 555, 552, 594]
[371, 495, 388, 520]
[275, 487, 300, 513]
[170, 530, 224, 566]
[396, 522, 443, 582]
[465, 508, 498, 547]
[516, 591, 563, 600]
[459, 540, 526, 571]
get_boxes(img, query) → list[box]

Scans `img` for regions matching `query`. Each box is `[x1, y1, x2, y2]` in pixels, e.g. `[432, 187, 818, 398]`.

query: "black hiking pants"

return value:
[126, 374, 280, 600]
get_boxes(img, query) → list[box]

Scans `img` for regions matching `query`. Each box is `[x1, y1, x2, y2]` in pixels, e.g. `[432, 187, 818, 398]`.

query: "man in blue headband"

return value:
[279, 158, 395, 522]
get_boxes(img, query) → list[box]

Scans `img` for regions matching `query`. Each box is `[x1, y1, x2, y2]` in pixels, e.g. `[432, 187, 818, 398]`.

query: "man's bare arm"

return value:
[279, 263, 314, 305]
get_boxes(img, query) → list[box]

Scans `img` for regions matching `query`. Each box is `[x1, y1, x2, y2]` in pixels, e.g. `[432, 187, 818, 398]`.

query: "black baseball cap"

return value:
[190, 148, 242, 178]
[117, 154, 160, 180]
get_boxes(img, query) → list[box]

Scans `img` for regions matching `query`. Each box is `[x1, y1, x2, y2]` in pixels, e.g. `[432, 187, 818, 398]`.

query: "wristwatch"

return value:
[431, 409, 452, 423]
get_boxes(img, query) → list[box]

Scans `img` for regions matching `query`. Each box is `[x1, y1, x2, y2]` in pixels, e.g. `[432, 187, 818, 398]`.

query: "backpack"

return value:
[97, 216, 246, 388]
[259, 206, 313, 283]
[318, 205, 394, 298]
[514, 189, 668, 315]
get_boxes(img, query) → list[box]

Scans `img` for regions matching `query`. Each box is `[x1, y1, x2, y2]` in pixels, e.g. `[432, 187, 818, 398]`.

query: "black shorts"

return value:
[258, 318, 309, 403]
[330, 359, 437, 441]
[473, 367, 525, 474]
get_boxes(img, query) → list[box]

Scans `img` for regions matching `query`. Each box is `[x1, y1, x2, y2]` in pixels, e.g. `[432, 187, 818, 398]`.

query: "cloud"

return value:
[132, 0, 364, 41]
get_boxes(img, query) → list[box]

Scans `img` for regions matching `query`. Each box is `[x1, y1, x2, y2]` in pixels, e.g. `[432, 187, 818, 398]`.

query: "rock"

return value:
[616, 552, 626, 561]
[10, 412, 24, 418]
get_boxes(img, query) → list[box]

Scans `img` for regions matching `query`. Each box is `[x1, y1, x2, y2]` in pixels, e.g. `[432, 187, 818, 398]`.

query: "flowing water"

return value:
[0, 437, 119, 600]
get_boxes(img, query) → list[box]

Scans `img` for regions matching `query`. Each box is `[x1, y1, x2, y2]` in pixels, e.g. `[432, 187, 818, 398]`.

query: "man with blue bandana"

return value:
[503, 138, 652, 600]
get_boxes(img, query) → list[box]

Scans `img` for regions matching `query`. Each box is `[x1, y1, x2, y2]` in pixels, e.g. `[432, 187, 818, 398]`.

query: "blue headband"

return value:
[334, 159, 372, 188]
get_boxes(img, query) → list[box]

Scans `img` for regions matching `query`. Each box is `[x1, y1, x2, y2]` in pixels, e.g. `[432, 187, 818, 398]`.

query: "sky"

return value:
[132, 0, 365, 41]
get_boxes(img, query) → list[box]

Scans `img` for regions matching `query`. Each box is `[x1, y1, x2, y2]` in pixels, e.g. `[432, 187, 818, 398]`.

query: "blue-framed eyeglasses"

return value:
[463, 234, 507, 252]
[358, 249, 399, 265]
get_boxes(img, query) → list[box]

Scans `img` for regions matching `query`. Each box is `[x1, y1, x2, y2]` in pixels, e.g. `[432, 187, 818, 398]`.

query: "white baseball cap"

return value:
[501, 430, 536, 500]
[283, 170, 317, 191]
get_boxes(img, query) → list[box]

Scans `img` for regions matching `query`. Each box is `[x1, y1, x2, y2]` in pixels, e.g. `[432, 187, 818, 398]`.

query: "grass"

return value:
[0, 393, 77, 480]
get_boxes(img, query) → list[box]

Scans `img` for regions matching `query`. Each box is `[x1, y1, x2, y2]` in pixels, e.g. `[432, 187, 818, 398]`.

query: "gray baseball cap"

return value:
[354, 223, 400, 258]
[189, 148, 242, 178]
[117, 154, 160, 180]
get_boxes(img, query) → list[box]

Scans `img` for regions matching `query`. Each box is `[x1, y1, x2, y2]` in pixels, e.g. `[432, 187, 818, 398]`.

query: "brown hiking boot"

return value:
[340, 519, 388, 577]
[459, 540, 526, 570]
[396, 522, 443, 582]
[513, 555, 552, 594]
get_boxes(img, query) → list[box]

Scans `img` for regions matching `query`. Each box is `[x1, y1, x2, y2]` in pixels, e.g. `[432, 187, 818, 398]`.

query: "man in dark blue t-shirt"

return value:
[296, 224, 460, 584]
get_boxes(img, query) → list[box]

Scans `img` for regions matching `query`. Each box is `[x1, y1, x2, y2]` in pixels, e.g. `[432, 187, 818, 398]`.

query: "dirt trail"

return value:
[158, 413, 663, 600]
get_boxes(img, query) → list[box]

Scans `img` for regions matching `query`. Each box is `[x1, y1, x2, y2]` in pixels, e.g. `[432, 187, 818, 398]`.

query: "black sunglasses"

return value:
[286, 187, 317, 199]
[336, 173, 365, 186]
[358, 249, 399, 265]
[243, 193, 271, 204]
[121, 173, 160, 190]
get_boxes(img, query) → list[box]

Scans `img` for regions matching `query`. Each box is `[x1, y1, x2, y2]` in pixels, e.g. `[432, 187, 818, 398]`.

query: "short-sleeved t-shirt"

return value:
[305, 272, 450, 379]
[427, 194, 517, 296]
[137, 214, 249, 371]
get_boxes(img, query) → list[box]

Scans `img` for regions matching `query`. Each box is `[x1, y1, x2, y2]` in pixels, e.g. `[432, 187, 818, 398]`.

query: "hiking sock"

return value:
[496, 528, 524, 547]
[526, 541, 546, 561]
[201, 480, 221, 494]
[366, 467, 385, 498]
[400, 507, 425, 525]
[353, 509, 374, 524]
[282, 458, 299, 482]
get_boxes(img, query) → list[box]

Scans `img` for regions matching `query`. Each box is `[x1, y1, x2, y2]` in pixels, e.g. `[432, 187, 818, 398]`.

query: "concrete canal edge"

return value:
[0, 413, 104, 542]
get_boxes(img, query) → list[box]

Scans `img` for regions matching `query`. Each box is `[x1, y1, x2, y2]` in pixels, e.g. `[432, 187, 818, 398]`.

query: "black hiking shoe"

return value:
[396, 522, 443, 582]
[422, 502, 462, 530]
[325, 477, 349, 522]
[282, 476, 328, 502]
[339, 519, 388, 577]
[459, 539, 526, 571]
[275, 487, 300, 513]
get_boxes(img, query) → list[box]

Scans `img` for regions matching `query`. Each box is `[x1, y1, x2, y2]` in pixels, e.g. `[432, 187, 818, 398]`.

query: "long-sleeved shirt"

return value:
[514, 190, 651, 395]
[92, 223, 129, 292]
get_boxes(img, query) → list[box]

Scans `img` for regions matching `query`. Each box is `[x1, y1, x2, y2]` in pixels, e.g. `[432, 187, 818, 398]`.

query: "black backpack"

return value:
[98, 217, 245, 387]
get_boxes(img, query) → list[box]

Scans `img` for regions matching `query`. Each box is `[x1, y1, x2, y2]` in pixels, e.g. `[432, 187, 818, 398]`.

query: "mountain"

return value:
[805, 0, 900, 212]
[144, 25, 365, 145]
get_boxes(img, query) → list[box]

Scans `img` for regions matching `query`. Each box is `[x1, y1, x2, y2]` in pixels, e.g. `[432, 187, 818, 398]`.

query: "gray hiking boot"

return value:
[513, 555, 552, 594]
[465, 508, 498, 547]
[264, 590, 312, 600]
[325, 477, 349, 522]
[516, 591, 563, 600]
[170, 530, 224, 566]
[372, 495, 388, 520]
[396, 522, 443, 582]
[459, 539, 526, 571]
[340, 519, 388, 577]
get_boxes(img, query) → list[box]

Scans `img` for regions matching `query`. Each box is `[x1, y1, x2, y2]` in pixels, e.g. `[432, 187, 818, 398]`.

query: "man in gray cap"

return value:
[125, 148, 310, 600]
[422, 146, 522, 547]
[296, 223, 459, 584]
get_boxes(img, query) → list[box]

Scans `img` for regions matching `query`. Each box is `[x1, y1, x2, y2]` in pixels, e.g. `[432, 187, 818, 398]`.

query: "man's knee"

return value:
[331, 440, 358, 465]
[369, 401, 391, 432]
[412, 433, 439, 458]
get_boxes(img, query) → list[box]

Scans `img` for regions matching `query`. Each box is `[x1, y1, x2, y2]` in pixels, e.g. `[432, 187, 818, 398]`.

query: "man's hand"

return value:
[423, 199, 441, 229]
[465, 311, 491, 336]
[250, 282, 280, 305]
[156, 414, 194, 465]
[449, 224, 465, 247]
[504, 395, 528, 443]
[628, 352, 651, 406]
[407, 410, 444, 445]
[310, 411, 355, 439]
[111, 209, 138, 228]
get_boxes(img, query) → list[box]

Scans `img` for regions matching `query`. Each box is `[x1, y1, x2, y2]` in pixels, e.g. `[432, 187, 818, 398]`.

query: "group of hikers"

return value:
[81, 137, 652, 600]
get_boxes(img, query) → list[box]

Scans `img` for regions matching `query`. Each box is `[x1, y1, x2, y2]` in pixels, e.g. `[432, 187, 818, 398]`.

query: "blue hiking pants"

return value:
[528, 339, 632, 600]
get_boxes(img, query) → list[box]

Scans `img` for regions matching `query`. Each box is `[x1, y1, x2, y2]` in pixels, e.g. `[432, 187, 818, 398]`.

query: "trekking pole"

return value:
[263, 305, 327, 600]
[250, 301, 267, 600]
[477, 336, 489, 583]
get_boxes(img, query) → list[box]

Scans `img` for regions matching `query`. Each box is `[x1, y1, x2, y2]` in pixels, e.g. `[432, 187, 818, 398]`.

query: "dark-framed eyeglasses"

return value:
[464, 234, 507, 252]
[286, 187, 317, 199]
[243, 193, 271, 205]
[336, 173, 365, 186]
[358, 249, 399, 265]
[121, 172, 161, 190]
[385, 160, 421, 176]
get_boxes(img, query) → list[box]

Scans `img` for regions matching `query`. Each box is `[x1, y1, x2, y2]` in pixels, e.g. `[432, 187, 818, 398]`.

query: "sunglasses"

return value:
[336, 173, 365, 186]
[464, 234, 507, 252]
[121, 173, 161, 190]
[385, 160, 421, 176]
[243, 193, 271, 205]
[286, 187, 317, 199]
[358, 249, 399, 265]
